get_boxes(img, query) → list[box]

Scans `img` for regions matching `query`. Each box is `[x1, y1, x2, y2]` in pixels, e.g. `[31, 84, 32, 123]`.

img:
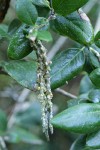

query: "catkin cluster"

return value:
[34, 40, 53, 140]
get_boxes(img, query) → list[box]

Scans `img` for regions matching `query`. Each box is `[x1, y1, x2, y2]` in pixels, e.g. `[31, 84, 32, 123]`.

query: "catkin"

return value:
[34, 40, 53, 140]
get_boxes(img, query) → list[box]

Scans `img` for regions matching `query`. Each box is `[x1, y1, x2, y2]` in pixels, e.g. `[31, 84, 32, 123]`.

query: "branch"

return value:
[94, 10, 100, 34]
[8, 88, 31, 128]
[47, 36, 67, 60]
[17, 88, 30, 103]
[55, 88, 77, 99]
[83, 0, 98, 14]
[0, 137, 7, 150]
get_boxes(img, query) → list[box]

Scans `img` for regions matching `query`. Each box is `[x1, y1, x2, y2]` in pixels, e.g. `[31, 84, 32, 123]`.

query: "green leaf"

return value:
[83, 48, 94, 73]
[8, 19, 22, 35]
[92, 44, 100, 53]
[51, 48, 85, 89]
[27, 18, 50, 40]
[86, 131, 100, 149]
[0, 109, 7, 134]
[2, 48, 85, 90]
[89, 50, 100, 68]
[67, 98, 81, 108]
[70, 135, 87, 150]
[7, 25, 34, 60]
[86, 130, 100, 149]
[0, 24, 8, 39]
[5, 127, 43, 144]
[90, 68, 100, 88]
[51, 103, 100, 134]
[88, 89, 100, 103]
[67, 94, 89, 108]
[16, 0, 38, 25]
[3, 61, 37, 90]
[51, 10, 94, 46]
[37, 30, 53, 42]
[79, 75, 95, 95]
[32, 0, 49, 7]
[35, 17, 49, 31]
[94, 31, 100, 48]
[52, 0, 89, 16]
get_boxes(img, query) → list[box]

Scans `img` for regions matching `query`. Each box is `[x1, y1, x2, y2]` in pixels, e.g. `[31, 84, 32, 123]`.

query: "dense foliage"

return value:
[0, 0, 100, 149]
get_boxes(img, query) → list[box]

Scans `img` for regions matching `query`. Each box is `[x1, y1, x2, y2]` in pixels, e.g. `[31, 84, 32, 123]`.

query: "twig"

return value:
[55, 88, 77, 99]
[0, 92, 10, 98]
[0, 137, 7, 150]
[8, 88, 31, 128]
[83, 0, 98, 14]
[17, 88, 30, 102]
[94, 9, 100, 34]
[0, 90, 18, 100]
[47, 36, 67, 60]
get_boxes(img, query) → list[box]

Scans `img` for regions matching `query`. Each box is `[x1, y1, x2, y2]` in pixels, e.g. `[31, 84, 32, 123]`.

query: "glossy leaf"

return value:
[94, 31, 100, 48]
[51, 48, 85, 89]
[16, 0, 38, 25]
[83, 48, 94, 73]
[3, 61, 37, 90]
[32, 0, 49, 7]
[90, 68, 100, 88]
[51, 103, 100, 133]
[37, 30, 53, 42]
[0, 109, 7, 134]
[7, 25, 34, 60]
[5, 127, 43, 144]
[67, 98, 82, 108]
[89, 51, 100, 68]
[35, 17, 49, 31]
[51, 10, 94, 46]
[86, 130, 100, 149]
[52, 0, 89, 16]
[92, 44, 100, 53]
[88, 89, 100, 103]
[27, 18, 50, 41]
[0, 24, 8, 39]
[67, 94, 89, 108]
[70, 135, 87, 150]
[3, 48, 85, 90]
[79, 75, 95, 94]
[8, 19, 22, 35]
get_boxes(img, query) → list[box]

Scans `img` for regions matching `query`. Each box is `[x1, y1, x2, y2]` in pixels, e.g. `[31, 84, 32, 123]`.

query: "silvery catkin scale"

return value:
[34, 40, 53, 140]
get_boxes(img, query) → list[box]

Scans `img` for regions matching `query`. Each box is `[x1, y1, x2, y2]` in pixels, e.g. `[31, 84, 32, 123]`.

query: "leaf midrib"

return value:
[53, 0, 85, 13]
[51, 49, 84, 79]
[66, 17, 90, 41]
[57, 110, 100, 121]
